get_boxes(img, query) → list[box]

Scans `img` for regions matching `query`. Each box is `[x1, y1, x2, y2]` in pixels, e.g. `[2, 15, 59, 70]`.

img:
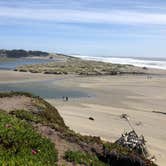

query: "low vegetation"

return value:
[0, 111, 58, 165]
[15, 56, 148, 76]
[64, 150, 107, 166]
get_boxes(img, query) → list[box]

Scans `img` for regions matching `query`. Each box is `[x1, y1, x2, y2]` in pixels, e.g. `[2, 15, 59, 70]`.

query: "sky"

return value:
[0, 0, 166, 57]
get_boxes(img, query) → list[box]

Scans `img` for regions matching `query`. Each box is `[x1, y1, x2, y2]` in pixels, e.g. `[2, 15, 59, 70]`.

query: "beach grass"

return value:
[15, 57, 147, 76]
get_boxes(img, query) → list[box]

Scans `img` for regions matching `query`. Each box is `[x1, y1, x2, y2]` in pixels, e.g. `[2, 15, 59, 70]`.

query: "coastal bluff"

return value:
[0, 91, 157, 166]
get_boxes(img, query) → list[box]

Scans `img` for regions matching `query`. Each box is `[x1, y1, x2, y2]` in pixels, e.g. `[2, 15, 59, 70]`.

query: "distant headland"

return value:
[0, 49, 49, 58]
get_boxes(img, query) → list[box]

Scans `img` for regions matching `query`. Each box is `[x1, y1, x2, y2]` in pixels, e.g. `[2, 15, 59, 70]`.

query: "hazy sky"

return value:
[0, 0, 166, 57]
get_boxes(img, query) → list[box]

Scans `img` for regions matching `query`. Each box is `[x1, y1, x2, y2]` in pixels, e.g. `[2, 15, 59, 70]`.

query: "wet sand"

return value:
[0, 70, 166, 165]
[0, 70, 71, 83]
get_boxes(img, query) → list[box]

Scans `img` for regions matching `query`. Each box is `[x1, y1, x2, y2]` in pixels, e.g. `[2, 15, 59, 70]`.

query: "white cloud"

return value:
[0, 6, 166, 25]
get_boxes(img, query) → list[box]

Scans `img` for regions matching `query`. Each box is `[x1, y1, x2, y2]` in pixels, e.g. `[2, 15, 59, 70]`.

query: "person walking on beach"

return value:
[62, 96, 69, 101]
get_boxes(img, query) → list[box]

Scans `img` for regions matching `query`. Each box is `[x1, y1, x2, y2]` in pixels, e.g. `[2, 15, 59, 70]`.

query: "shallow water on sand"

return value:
[0, 58, 52, 70]
[0, 80, 89, 99]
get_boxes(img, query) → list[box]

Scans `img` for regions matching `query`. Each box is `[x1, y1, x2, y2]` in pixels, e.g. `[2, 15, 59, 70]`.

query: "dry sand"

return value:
[0, 70, 166, 165]
[48, 75, 166, 166]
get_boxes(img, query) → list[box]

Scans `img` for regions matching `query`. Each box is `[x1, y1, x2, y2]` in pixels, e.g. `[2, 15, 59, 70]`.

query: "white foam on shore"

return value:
[71, 55, 166, 70]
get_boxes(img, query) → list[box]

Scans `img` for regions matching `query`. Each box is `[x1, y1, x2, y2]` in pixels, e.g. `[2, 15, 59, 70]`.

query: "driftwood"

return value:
[117, 114, 149, 157]
[89, 117, 94, 121]
[115, 130, 148, 157]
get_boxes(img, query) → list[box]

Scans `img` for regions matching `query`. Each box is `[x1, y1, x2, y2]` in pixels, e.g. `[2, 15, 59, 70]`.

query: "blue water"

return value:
[0, 80, 89, 99]
[0, 58, 53, 70]
[0, 58, 90, 99]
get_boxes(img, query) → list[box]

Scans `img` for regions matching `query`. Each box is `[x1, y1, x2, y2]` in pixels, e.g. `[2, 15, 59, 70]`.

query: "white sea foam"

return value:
[71, 55, 166, 70]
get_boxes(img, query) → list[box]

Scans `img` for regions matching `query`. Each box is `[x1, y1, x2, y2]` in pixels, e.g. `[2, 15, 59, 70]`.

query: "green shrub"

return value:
[103, 142, 131, 156]
[10, 110, 41, 123]
[64, 150, 107, 166]
[0, 111, 58, 165]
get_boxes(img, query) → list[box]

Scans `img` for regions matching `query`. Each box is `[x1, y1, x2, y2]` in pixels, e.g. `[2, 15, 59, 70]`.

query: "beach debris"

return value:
[149, 155, 157, 162]
[89, 117, 94, 121]
[120, 114, 129, 120]
[152, 111, 166, 115]
[119, 113, 149, 157]
[115, 130, 148, 157]
[142, 66, 148, 70]
[120, 114, 134, 130]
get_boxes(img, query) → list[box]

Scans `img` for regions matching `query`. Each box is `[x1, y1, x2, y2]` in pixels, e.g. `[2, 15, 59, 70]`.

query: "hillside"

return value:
[0, 91, 157, 166]
[0, 49, 49, 58]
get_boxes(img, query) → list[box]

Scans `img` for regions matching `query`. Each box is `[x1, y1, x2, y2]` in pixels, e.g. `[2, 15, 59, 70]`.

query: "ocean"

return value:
[71, 55, 166, 70]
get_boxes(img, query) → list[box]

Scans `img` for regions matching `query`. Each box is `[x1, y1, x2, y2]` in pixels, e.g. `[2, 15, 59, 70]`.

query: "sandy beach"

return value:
[0, 70, 166, 165]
